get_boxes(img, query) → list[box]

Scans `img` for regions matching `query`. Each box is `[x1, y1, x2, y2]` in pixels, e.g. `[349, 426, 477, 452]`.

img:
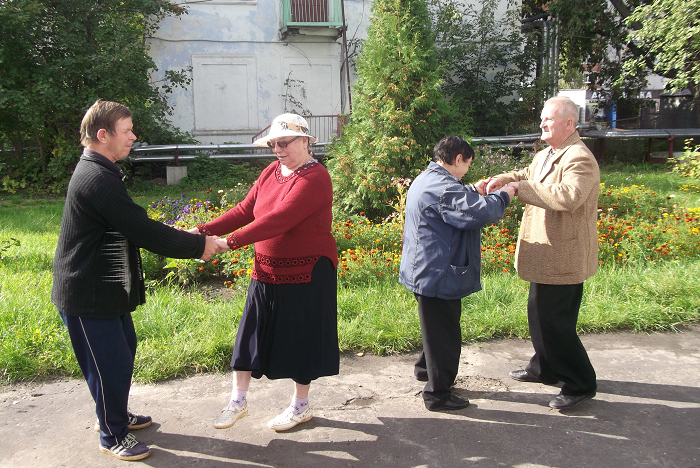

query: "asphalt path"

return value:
[1, 324, 699, 467]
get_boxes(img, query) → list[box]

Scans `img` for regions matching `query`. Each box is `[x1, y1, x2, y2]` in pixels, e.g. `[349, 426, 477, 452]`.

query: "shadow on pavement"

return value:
[144, 380, 699, 467]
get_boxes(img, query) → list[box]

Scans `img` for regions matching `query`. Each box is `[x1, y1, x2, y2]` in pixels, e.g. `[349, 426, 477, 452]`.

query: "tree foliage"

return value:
[327, 0, 459, 214]
[431, 0, 545, 136]
[0, 0, 191, 192]
[523, 0, 647, 110]
[624, 0, 700, 115]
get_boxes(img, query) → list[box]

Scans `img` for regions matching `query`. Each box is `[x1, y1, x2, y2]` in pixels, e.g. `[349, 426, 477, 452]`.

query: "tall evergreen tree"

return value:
[327, 0, 459, 214]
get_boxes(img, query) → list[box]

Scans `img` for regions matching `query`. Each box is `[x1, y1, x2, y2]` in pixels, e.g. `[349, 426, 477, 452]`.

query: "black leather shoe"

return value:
[549, 391, 595, 409]
[426, 394, 470, 412]
[509, 369, 558, 385]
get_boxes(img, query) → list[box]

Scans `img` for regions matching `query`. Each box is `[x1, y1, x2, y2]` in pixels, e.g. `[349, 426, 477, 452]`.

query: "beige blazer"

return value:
[495, 132, 600, 284]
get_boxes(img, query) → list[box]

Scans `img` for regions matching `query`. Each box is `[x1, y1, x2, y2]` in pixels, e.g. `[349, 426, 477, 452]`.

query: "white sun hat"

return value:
[253, 113, 319, 147]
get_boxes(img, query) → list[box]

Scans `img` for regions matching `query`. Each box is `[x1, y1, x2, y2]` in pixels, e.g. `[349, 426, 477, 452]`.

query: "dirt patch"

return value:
[196, 277, 247, 301]
[453, 375, 509, 392]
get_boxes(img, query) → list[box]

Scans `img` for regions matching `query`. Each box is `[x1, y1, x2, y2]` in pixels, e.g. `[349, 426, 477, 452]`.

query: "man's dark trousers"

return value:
[524, 282, 597, 396]
[413, 294, 462, 408]
[60, 311, 137, 447]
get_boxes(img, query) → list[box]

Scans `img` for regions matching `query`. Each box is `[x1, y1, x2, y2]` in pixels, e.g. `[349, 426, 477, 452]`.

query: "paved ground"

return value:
[1, 324, 699, 467]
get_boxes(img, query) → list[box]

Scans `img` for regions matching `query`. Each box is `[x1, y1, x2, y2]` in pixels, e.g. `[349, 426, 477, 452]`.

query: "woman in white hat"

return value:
[188, 114, 339, 431]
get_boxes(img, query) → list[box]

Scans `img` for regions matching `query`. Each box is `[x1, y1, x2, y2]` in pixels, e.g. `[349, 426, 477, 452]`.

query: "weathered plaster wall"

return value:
[148, 0, 372, 144]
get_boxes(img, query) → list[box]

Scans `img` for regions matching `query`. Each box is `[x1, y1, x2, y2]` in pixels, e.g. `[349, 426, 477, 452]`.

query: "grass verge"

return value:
[2, 166, 699, 383]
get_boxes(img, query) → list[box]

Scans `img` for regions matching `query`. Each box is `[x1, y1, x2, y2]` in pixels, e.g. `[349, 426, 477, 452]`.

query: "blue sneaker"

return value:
[99, 433, 151, 461]
[94, 412, 152, 432]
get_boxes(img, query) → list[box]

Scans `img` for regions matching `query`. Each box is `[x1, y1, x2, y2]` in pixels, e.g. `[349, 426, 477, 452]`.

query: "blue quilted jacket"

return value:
[399, 162, 511, 300]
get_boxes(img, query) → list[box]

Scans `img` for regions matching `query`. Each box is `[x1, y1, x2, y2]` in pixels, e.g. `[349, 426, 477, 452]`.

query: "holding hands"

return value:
[201, 236, 229, 261]
[176, 226, 229, 261]
[475, 177, 518, 199]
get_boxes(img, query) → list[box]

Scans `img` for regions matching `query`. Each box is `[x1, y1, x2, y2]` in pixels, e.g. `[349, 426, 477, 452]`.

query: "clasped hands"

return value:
[474, 177, 519, 199]
[179, 226, 229, 262]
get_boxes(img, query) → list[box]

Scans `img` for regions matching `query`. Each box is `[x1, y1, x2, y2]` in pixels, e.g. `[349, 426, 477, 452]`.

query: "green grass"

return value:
[1, 165, 699, 383]
[601, 161, 700, 208]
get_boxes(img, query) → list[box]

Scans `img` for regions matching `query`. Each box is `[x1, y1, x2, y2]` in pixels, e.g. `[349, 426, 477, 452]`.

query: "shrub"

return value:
[670, 144, 700, 180]
[467, 145, 534, 184]
[180, 156, 264, 189]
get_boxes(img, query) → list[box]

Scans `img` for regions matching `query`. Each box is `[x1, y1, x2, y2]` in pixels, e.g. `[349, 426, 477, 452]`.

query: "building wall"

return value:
[148, 0, 372, 144]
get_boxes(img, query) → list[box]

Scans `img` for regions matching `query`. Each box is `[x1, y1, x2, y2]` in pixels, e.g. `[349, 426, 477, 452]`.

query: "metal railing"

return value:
[127, 142, 331, 163]
[471, 133, 542, 149]
[281, 0, 343, 27]
[251, 115, 346, 143]
[124, 127, 700, 164]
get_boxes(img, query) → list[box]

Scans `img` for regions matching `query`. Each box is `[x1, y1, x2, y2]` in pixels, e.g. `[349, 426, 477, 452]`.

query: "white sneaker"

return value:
[267, 406, 312, 432]
[214, 401, 248, 429]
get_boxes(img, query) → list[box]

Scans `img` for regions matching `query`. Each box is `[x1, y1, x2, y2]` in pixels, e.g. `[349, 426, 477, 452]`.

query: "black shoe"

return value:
[549, 391, 595, 409]
[426, 394, 470, 412]
[95, 411, 152, 433]
[509, 369, 558, 385]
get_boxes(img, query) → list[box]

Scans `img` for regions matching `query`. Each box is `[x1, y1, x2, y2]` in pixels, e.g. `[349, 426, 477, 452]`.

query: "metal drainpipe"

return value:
[340, 0, 352, 113]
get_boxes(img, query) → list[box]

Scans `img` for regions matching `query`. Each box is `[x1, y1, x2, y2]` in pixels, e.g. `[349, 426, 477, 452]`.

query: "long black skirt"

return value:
[231, 256, 339, 381]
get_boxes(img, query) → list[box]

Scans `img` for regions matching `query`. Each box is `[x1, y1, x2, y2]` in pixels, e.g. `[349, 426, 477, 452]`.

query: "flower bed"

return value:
[143, 181, 700, 288]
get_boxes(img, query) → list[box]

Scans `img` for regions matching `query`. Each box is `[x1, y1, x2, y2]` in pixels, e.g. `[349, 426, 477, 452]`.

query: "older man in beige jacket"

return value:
[482, 96, 599, 409]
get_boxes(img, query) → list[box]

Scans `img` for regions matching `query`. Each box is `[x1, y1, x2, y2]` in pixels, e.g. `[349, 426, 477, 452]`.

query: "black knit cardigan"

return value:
[52, 150, 205, 318]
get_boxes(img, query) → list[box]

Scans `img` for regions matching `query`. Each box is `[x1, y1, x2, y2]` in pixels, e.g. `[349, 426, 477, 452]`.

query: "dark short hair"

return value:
[433, 136, 475, 165]
[80, 100, 133, 147]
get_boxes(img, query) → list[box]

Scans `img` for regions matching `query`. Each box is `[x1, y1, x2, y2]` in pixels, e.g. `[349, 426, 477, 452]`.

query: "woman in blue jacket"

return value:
[399, 135, 516, 411]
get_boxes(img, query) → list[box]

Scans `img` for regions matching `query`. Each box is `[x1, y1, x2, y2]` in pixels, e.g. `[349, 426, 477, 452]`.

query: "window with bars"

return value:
[291, 0, 328, 23]
[281, 0, 342, 27]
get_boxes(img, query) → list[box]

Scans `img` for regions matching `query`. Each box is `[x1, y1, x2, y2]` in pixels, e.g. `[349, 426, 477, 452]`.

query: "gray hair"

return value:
[544, 96, 579, 123]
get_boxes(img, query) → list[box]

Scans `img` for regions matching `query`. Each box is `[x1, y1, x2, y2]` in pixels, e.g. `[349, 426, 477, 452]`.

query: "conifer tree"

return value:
[327, 0, 459, 214]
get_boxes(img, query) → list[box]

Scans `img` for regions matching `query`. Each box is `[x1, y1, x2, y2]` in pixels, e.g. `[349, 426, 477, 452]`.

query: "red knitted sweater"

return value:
[199, 160, 338, 284]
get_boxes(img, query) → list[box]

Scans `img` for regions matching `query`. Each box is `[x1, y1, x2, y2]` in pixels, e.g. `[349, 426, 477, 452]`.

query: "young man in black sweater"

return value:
[52, 100, 227, 461]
